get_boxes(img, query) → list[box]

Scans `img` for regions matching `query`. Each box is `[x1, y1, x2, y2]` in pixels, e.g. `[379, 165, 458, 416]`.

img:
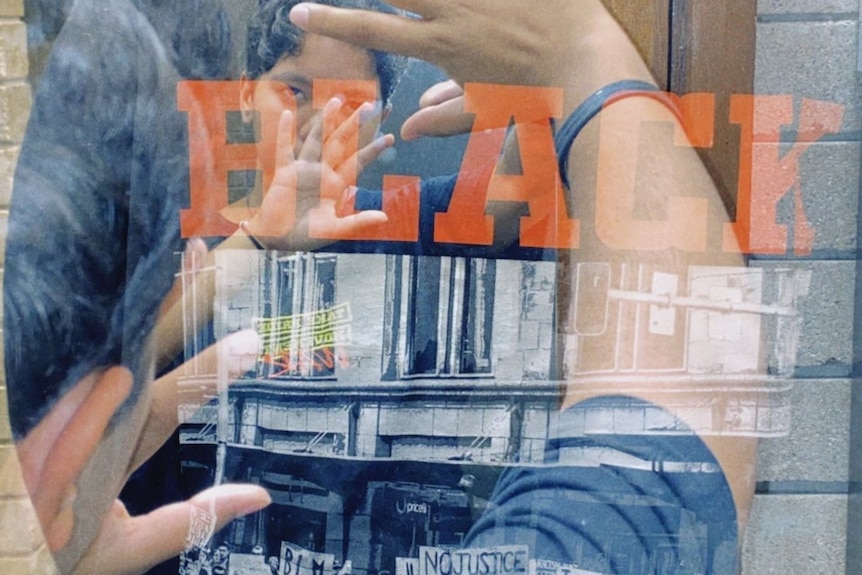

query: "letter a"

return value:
[434, 83, 577, 249]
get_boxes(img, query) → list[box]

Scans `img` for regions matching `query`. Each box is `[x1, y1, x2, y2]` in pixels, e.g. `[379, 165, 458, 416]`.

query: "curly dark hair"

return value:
[246, 0, 407, 107]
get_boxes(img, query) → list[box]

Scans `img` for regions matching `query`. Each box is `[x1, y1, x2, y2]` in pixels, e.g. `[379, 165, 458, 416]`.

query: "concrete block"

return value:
[523, 290, 553, 322]
[755, 20, 860, 132]
[0, 546, 58, 575]
[522, 407, 550, 439]
[756, 379, 850, 482]
[753, 141, 859, 253]
[519, 321, 539, 350]
[306, 407, 330, 433]
[289, 404, 308, 431]
[613, 405, 647, 434]
[358, 404, 378, 427]
[0, 81, 29, 143]
[432, 406, 458, 437]
[0, 143, 15, 207]
[644, 405, 678, 432]
[0, 0, 23, 18]
[583, 405, 616, 434]
[0, 497, 47, 555]
[354, 433, 375, 458]
[481, 407, 512, 439]
[0, 386, 9, 442]
[0, 20, 27, 79]
[758, 0, 858, 13]
[379, 406, 433, 436]
[522, 348, 551, 379]
[0, 444, 26, 498]
[742, 494, 847, 574]
[751, 260, 854, 375]
[518, 438, 547, 463]
[454, 406, 484, 437]
[538, 323, 554, 351]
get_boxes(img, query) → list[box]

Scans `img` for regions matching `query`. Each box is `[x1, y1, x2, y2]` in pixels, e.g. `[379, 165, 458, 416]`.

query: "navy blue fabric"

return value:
[327, 174, 551, 261]
[465, 398, 738, 575]
[10, 7, 737, 574]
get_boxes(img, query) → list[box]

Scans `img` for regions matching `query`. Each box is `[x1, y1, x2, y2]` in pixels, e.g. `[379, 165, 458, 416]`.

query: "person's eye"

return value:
[285, 84, 309, 104]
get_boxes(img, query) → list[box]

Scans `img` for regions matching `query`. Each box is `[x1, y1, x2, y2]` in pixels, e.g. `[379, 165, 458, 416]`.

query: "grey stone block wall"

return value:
[744, 495, 848, 574]
[744, 1, 861, 573]
[756, 379, 851, 484]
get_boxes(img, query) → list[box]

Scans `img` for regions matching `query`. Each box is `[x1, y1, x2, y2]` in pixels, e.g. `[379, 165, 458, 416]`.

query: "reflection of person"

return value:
[200, 2, 746, 573]
[233, 0, 406, 250]
[4, 2, 755, 575]
[4, 1, 272, 573]
[287, 3, 755, 573]
[4, 1, 404, 572]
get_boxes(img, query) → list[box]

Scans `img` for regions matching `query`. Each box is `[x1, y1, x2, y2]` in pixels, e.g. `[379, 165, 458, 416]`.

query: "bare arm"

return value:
[289, 0, 757, 537]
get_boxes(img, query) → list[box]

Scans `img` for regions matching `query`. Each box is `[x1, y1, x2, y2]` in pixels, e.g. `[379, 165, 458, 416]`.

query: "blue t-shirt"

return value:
[465, 398, 737, 574]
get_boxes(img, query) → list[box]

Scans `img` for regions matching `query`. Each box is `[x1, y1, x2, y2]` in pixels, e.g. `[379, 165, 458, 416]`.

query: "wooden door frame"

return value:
[607, 0, 757, 215]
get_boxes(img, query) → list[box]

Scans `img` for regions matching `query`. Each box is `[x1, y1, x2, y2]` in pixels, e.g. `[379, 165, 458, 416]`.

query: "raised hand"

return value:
[400, 80, 473, 141]
[14, 331, 270, 575]
[286, 0, 612, 88]
[243, 96, 393, 250]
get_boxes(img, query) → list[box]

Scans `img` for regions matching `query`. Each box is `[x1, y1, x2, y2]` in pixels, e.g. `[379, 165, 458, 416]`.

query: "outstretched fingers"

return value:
[354, 133, 395, 174]
[313, 98, 376, 176]
[295, 104, 325, 164]
[289, 2, 434, 58]
[248, 109, 301, 240]
[252, 95, 393, 247]
[273, 108, 298, 176]
[402, 95, 472, 141]
[17, 367, 134, 552]
[77, 485, 271, 575]
[310, 209, 389, 240]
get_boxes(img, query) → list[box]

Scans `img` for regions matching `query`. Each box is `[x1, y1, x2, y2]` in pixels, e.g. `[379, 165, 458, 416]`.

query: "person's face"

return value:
[241, 33, 384, 186]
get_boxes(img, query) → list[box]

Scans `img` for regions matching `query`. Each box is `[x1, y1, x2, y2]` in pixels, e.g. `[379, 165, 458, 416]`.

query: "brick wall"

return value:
[0, 0, 52, 573]
[741, 1, 861, 573]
